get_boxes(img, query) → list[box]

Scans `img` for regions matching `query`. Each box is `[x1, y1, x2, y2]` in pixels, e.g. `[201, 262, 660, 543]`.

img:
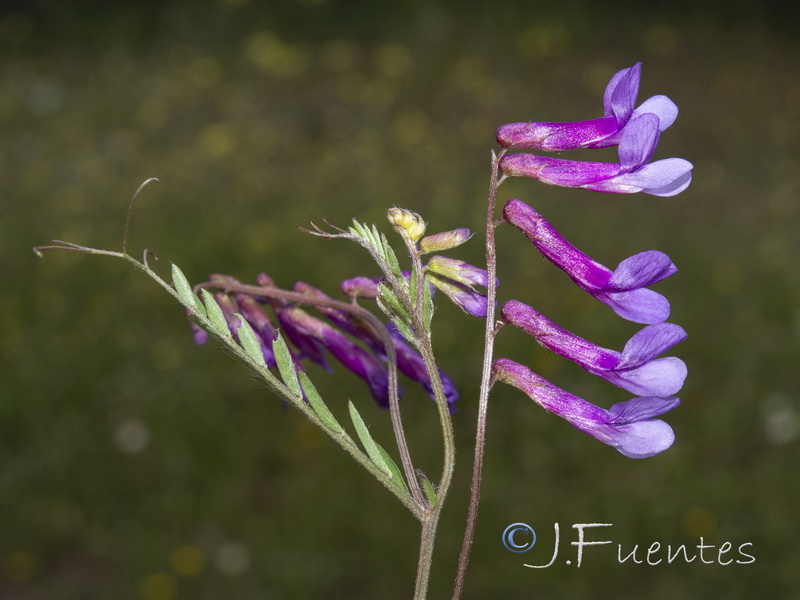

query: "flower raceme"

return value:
[493, 358, 680, 458]
[501, 300, 687, 397]
[503, 198, 677, 324]
[496, 62, 678, 151]
[500, 113, 693, 197]
[294, 281, 459, 410]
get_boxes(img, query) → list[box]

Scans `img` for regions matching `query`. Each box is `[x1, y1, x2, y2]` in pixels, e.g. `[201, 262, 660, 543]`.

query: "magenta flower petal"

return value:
[497, 62, 679, 152]
[493, 358, 678, 458]
[501, 300, 686, 397]
[503, 199, 676, 324]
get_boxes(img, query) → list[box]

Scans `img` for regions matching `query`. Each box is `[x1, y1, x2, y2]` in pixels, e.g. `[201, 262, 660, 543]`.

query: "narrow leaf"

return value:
[299, 371, 343, 433]
[171, 264, 196, 310]
[377, 283, 410, 321]
[200, 289, 231, 338]
[233, 313, 265, 365]
[375, 443, 410, 496]
[273, 333, 301, 397]
[381, 233, 403, 278]
[348, 401, 391, 475]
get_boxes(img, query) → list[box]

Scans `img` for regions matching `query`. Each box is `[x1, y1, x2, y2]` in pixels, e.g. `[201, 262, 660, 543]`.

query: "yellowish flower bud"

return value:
[387, 208, 426, 243]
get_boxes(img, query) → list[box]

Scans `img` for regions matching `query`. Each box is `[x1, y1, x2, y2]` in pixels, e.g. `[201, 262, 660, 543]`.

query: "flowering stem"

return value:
[452, 149, 505, 599]
[32, 241, 427, 520]
[195, 279, 427, 510]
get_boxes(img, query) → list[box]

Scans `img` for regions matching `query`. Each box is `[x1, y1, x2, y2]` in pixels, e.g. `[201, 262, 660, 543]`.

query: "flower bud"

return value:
[427, 256, 489, 288]
[387, 208, 426, 242]
[419, 228, 471, 254]
[340, 276, 381, 299]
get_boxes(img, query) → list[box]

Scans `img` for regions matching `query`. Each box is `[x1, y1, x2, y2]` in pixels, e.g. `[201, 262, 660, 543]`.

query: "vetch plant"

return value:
[35, 62, 692, 599]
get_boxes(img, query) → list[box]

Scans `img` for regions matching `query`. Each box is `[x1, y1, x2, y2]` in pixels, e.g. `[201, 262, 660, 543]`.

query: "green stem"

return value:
[33, 242, 426, 520]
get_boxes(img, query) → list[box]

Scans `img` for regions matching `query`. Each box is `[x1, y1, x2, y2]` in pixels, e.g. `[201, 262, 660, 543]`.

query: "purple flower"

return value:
[496, 62, 678, 151]
[502, 300, 687, 397]
[493, 358, 679, 458]
[341, 276, 381, 299]
[294, 282, 459, 410]
[279, 306, 394, 408]
[500, 113, 693, 197]
[503, 199, 677, 324]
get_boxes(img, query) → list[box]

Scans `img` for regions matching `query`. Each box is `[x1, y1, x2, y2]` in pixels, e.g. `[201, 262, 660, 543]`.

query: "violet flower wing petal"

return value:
[632, 95, 678, 130]
[595, 158, 694, 197]
[597, 356, 687, 396]
[606, 251, 677, 291]
[608, 396, 681, 423]
[595, 288, 671, 324]
[618, 323, 687, 368]
[602, 419, 676, 459]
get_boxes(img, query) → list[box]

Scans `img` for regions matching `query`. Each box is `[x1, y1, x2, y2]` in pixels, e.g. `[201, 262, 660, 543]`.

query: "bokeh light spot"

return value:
[1, 551, 36, 582]
[113, 418, 151, 455]
[141, 572, 177, 600]
[214, 541, 251, 576]
[170, 544, 205, 577]
[682, 506, 717, 538]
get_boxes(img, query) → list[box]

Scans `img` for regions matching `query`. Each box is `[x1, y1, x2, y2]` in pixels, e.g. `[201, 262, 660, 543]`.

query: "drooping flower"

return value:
[500, 113, 693, 197]
[503, 198, 677, 324]
[493, 358, 680, 458]
[278, 305, 394, 408]
[496, 62, 678, 151]
[502, 300, 687, 397]
[341, 276, 381, 299]
[295, 281, 459, 410]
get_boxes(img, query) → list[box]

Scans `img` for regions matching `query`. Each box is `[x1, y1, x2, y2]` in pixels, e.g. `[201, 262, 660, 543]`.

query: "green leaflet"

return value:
[171, 264, 203, 315]
[273, 333, 301, 398]
[298, 371, 343, 433]
[200, 288, 231, 338]
[232, 313, 264, 365]
[376, 443, 410, 496]
[348, 401, 391, 476]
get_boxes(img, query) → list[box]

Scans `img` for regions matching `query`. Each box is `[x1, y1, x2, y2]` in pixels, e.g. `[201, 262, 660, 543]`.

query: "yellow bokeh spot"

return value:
[1, 551, 36, 582]
[244, 32, 308, 79]
[170, 545, 206, 577]
[198, 123, 235, 157]
[376, 43, 412, 77]
[682, 506, 717, 538]
[141, 572, 177, 600]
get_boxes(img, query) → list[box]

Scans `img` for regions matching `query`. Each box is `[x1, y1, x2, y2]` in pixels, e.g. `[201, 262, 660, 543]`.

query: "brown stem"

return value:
[452, 149, 505, 599]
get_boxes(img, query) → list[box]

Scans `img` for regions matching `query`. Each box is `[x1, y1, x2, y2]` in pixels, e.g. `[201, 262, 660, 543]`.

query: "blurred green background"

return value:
[3, 0, 799, 598]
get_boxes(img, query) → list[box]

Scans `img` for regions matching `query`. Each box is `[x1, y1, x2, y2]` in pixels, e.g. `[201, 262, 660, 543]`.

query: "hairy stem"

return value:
[452, 149, 505, 599]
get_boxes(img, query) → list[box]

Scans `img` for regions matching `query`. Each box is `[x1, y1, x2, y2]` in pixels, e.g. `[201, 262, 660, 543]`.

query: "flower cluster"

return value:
[190, 273, 458, 410]
[497, 63, 693, 197]
[492, 63, 689, 458]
